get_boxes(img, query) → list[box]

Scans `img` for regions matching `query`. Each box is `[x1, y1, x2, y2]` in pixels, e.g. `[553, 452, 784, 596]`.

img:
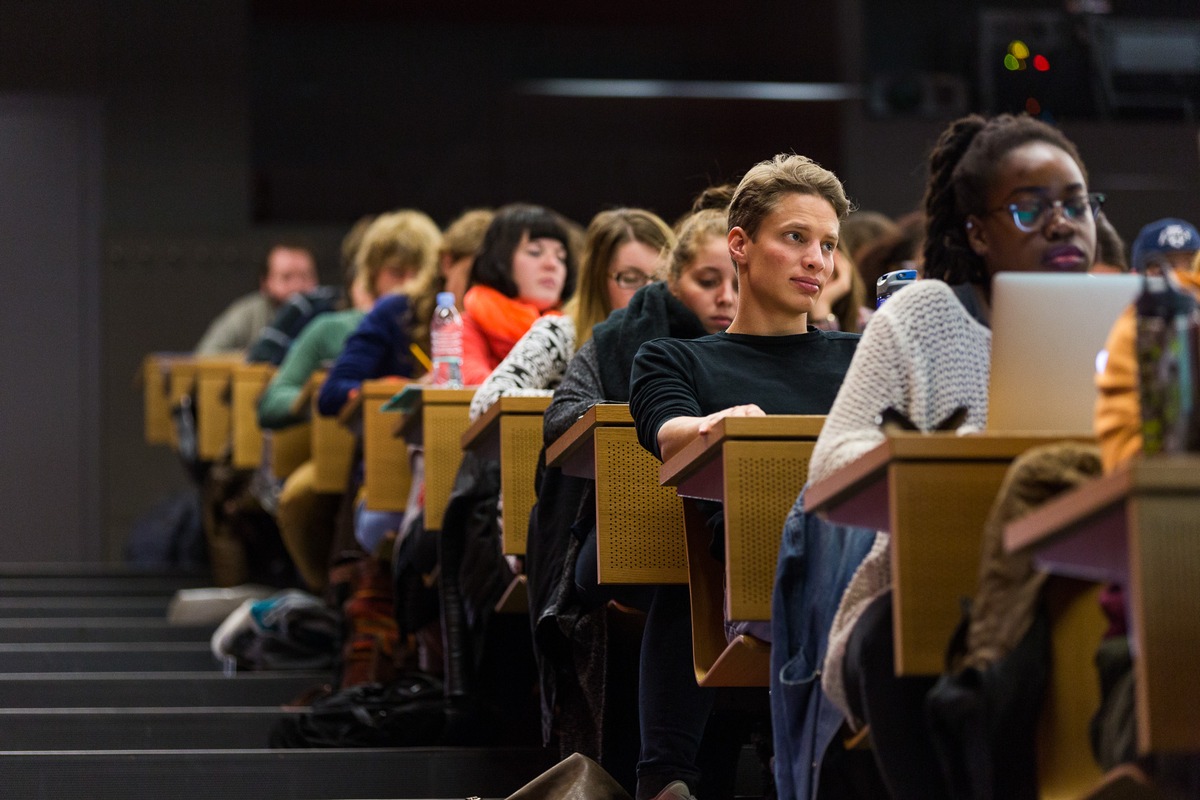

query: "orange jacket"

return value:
[460, 285, 561, 386]
[1094, 271, 1200, 472]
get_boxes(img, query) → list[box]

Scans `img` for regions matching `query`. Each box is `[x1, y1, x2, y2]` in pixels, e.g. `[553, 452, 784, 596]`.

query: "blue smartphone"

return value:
[876, 268, 918, 308]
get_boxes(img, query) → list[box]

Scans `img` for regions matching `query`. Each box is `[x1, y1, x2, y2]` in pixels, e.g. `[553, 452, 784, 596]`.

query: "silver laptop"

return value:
[987, 272, 1141, 435]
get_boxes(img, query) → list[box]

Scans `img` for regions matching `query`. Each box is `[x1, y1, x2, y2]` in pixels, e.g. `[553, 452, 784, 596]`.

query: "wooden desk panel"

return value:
[304, 373, 355, 494]
[396, 388, 476, 531]
[362, 380, 412, 512]
[808, 432, 1089, 676]
[462, 396, 552, 555]
[660, 415, 824, 686]
[142, 354, 188, 446]
[166, 360, 200, 450]
[546, 403, 635, 480]
[230, 364, 274, 469]
[195, 359, 241, 461]
[595, 426, 687, 585]
[1006, 457, 1200, 754]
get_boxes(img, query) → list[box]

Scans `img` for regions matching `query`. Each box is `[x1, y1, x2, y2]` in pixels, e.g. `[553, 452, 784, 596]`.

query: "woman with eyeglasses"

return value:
[772, 113, 1101, 800]
[468, 208, 674, 420]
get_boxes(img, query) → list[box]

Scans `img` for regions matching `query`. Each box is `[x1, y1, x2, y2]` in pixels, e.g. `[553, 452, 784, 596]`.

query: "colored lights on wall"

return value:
[1005, 40, 1051, 119]
[1004, 40, 1050, 72]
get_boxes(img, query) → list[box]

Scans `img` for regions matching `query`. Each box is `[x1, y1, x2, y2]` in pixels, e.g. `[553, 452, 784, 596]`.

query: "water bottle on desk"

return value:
[430, 291, 464, 388]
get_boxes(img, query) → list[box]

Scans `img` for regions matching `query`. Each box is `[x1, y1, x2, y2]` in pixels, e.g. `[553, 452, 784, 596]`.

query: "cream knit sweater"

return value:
[808, 279, 992, 725]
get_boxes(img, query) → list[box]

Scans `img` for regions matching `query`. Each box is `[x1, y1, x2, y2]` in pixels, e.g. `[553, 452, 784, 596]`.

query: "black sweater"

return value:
[629, 328, 860, 460]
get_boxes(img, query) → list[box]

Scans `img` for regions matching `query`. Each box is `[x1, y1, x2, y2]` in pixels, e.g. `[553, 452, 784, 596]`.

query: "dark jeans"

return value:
[575, 528, 715, 800]
[843, 591, 948, 800]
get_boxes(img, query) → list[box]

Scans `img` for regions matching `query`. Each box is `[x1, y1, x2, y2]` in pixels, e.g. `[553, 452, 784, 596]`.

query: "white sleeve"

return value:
[468, 316, 577, 421]
[808, 306, 909, 483]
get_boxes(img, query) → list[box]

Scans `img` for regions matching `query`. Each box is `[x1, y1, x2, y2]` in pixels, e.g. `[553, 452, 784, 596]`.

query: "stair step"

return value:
[0, 707, 288, 750]
[0, 563, 206, 579]
[0, 746, 556, 799]
[0, 671, 330, 708]
[0, 597, 170, 618]
[0, 619, 213, 643]
[0, 576, 207, 597]
[0, 642, 221, 672]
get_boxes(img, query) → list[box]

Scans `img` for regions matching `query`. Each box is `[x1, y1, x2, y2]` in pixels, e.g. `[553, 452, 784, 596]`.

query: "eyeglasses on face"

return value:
[610, 269, 653, 290]
[988, 192, 1105, 233]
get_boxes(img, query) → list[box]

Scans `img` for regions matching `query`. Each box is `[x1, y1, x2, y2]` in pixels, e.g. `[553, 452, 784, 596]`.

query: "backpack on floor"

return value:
[269, 672, 446, 748]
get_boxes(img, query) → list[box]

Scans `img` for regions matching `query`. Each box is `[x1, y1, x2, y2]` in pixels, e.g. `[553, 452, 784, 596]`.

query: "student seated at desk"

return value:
[468, 208, 674, 421]
[624, 155, 859, 800]
[458, 204, 579, 387]
[257, 211, 442, 592]
[195, 241, 318, 356]
[806, 113, 1100, 800]
[527, 205, 733, 787]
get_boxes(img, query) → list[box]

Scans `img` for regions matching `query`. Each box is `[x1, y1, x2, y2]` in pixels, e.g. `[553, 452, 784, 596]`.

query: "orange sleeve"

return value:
[1094, 306, 1143, 472]
[460, 311, 496, 386]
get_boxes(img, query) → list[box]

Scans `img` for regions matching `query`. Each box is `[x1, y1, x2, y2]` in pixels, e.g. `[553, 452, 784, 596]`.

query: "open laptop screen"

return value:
[987, 272, 1140, 435]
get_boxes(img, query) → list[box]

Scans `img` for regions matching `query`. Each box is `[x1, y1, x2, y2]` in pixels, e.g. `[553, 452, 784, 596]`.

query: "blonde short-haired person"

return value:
[625, 154, 860, 800]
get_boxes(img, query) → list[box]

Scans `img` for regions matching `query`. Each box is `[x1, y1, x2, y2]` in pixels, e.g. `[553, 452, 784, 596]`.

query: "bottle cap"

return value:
[436, 292, 456, 308]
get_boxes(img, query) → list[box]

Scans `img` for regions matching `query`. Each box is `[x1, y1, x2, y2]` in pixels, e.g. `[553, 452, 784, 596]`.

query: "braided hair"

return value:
[922, 113, 1087, 286]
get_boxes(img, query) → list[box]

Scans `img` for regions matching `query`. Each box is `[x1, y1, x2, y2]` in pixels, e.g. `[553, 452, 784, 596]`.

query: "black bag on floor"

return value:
[269, 672, 446, 748]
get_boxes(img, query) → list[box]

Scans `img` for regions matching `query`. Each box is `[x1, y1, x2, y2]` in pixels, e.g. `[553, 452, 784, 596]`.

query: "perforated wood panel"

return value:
[423, 403, 471, 531]
[889, 459, 1011, 675]
[499, 415, 544, 556]
[312, 410, 355, 494]
[723, 440, 812, 621]
[142, 357, 173, 445]
[1037, 579, 1105, 798]
[1129, 494, 1200, 753]
[363, 393, 411, 512]
[196, 367, 233, 461]
[270, 423, 311, 482]
[595, 427, 686, 584]
[230, 366, 273, 469]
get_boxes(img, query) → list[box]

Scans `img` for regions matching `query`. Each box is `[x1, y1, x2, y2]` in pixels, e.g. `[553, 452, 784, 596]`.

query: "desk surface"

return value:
[806, 432, 1094, 531]
[1004, 456, 1200, 582]
[461, 395, 552, 452]
[659, 415, 825, 489]
[545, 403, 634, 473]
[394, 386, 477, 438]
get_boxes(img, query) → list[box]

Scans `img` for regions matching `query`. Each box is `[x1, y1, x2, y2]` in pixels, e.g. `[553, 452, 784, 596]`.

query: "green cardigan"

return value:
[257, 309, 365, 430]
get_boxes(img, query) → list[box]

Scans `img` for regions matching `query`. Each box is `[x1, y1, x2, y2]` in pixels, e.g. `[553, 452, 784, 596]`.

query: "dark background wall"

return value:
[0, 0, 1196, 561]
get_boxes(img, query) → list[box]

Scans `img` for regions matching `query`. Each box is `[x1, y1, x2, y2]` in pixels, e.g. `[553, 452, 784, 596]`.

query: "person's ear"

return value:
[965, 216, 988, 258]
[728, 226, 750, 268]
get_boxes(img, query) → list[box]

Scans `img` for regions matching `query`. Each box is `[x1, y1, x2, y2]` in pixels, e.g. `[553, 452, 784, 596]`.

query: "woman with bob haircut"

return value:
[459, 203, 578, 386]
[468, 207, 674, 420]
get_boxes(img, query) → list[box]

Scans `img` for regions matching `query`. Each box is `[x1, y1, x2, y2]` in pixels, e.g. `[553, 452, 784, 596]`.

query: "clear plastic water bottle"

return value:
[430, 291, 464, 387]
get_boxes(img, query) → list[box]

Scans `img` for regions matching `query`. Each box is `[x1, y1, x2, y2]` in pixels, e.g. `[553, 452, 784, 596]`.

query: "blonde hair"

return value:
[564, 208, 674, 345]
[405, 208, 495, 358]
[668, 208, 729, 284]
[439, 208, 494, 261]
[356, 210, 442, 298]
[729, 154, 851, 239]
[354, 210, 442, 358]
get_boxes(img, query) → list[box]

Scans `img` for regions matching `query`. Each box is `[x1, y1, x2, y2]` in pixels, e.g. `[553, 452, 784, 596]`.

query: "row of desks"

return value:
[145, 354, 1196, 760]
[804, 431, 1200, 763]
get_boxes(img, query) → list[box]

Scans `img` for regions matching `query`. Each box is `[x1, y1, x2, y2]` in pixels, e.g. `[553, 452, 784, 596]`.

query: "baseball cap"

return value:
[1130, 218, 1199, 273]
